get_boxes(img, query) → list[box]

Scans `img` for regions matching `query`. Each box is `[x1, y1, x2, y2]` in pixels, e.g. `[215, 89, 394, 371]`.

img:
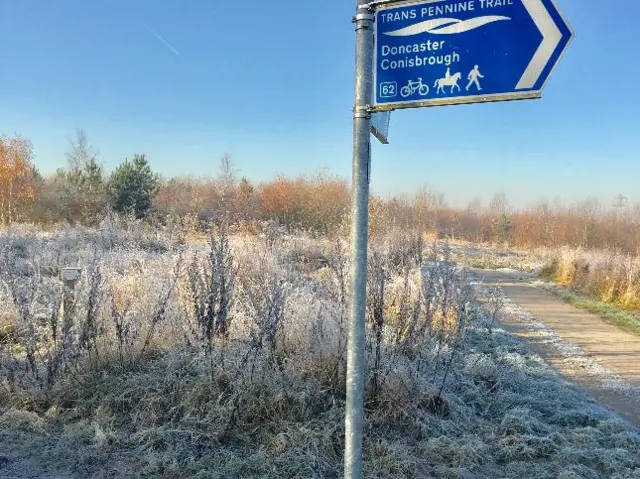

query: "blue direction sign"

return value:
[373, 0, 573, 110]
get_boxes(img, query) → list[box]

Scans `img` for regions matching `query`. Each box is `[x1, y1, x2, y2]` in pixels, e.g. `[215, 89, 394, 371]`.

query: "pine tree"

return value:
[498, 213, 512, 243]
[107, 154, 159, 218]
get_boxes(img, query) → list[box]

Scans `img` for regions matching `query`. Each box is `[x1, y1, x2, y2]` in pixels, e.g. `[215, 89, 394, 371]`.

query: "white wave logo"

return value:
[384, 15, 511, 36]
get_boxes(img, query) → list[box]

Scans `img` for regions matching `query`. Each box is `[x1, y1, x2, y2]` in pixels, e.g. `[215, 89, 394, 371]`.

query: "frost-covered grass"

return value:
[446, 240, 547, 274]
[0, 222, 638, 478]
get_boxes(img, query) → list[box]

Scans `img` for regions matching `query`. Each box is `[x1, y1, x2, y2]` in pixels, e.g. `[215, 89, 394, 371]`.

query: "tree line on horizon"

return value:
[2, 130, 640, 254]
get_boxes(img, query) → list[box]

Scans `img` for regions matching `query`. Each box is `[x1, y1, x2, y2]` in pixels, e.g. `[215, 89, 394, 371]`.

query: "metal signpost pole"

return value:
[345, 1, 374, 478]
[345, 0, 573, 476]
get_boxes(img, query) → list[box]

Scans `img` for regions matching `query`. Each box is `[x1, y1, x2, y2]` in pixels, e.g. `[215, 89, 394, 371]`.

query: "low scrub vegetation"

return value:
[0, 221, 638, 477]
[4, 129, 640, 256]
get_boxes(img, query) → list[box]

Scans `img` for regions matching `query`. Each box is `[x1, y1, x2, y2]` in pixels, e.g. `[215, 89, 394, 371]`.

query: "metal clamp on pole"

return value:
[352, 12, 375, 29]
[353, 12, 374, 21]
[353, 105, 371, 119]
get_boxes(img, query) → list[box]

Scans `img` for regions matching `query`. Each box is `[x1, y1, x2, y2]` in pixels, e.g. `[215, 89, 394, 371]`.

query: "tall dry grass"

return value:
[542, 247, 640, 311]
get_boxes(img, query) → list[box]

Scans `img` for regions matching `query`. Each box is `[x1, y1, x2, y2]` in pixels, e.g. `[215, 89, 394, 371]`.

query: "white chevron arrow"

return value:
[516, 0, 562, 90]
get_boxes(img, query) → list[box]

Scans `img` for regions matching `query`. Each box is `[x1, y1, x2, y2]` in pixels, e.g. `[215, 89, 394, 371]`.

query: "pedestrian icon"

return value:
[466, 65, 484, 92]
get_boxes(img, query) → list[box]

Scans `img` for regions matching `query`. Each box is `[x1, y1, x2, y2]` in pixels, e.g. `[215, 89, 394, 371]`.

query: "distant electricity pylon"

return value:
[614, 194, 628, 209]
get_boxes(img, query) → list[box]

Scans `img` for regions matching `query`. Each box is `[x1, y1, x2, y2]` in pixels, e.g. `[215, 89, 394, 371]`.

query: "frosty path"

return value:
[474, 269, 640, 426]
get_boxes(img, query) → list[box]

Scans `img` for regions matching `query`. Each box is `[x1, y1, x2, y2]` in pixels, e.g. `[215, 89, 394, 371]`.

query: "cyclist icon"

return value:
[400, 78, 429, 98]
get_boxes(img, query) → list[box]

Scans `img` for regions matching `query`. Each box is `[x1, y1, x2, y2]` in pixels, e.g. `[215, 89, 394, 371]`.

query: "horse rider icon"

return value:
[466, 65, 484, 91]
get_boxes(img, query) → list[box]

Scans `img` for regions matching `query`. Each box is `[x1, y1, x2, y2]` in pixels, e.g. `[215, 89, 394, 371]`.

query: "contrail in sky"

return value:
[143, 23, 180, 56]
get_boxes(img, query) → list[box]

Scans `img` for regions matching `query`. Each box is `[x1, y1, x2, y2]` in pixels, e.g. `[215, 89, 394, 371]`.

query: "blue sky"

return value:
[0, 0, 637, 208]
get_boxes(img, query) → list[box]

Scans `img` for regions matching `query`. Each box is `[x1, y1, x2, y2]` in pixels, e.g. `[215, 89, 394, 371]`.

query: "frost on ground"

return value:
[471, 274, 640, 399]
[503, 296, 640, 397]
[0, 223, 638, 478]
[446, 240, 548, 274]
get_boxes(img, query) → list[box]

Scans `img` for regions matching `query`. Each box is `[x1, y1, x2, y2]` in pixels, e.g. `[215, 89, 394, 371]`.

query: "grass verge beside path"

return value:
[537, 282, 640, 336]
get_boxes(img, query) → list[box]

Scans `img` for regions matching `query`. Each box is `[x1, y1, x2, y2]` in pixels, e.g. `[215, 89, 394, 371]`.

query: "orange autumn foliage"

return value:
[258, 172, 349, 232]
[0, 136, 37, 225]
